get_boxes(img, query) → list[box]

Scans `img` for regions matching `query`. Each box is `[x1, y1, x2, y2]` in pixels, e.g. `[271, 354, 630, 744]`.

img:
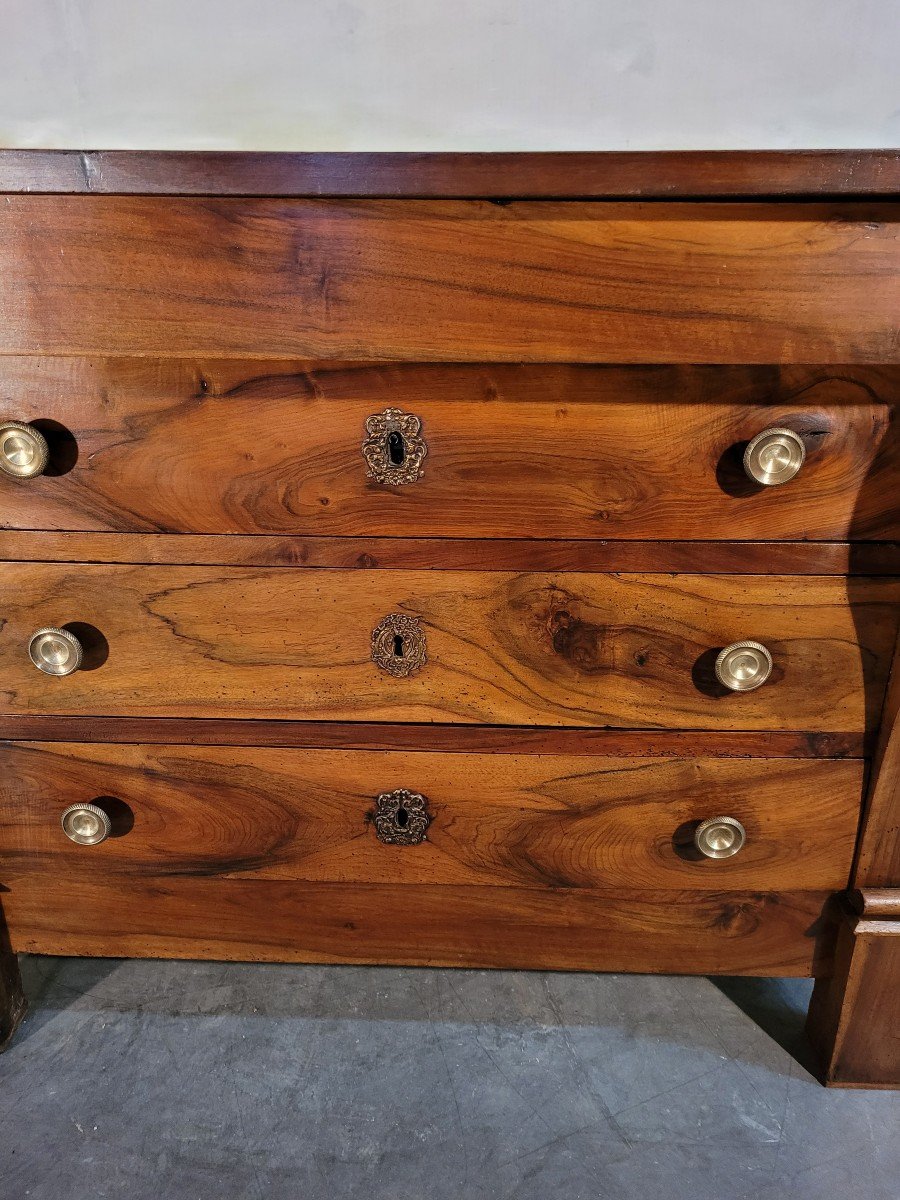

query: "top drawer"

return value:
[0, 199, 898, 362]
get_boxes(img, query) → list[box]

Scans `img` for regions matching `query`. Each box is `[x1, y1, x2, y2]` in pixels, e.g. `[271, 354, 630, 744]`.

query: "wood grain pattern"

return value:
[0, 742, 861, 891]
[0, 873, 833, 976]
[0, 718, 866, 758]
[807, 900, 900, 1087]
[1, 358, 897, 540]
[2, 532, 900, 576]
[1, 199, 898, 362]
[0, 565, 896, 730]
[1, 149, 898, 198]
[852, 632, 900, 887]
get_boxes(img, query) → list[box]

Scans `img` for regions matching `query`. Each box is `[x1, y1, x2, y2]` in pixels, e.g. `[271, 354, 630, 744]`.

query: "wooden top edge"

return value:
[0, 150, 898, 198]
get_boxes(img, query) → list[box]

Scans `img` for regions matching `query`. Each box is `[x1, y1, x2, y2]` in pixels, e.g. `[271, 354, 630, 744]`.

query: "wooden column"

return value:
[0, 910, 26, 1050]
[807, 636, 900, 1087]
[807, 892, 900, 1087]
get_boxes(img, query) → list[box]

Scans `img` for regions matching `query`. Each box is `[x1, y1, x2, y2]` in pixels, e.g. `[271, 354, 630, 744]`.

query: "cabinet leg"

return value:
[807, 890, 900, 1088]
[0, 915, 26, 1050]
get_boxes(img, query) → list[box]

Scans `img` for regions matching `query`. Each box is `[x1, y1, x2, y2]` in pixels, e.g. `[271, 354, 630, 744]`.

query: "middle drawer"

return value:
[1, 564, 896, 731]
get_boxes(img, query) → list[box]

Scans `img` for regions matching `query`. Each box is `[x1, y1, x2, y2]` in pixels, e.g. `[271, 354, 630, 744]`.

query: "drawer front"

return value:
[0, 742, 861, 892]
[1, 199, 898, 362]
[0, 565, 896, 731]
[1, 359, 897, 541]
[0, 873, 832, 976]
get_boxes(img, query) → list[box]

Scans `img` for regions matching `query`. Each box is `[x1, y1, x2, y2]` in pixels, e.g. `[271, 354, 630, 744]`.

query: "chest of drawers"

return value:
[0, 149, 898, 1088]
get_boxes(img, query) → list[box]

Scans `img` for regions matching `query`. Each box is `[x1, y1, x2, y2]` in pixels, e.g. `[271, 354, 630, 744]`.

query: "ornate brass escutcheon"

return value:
[361, 408, 427, 485]
[371, 789, 431, 846]
[371, 613, 427, 678]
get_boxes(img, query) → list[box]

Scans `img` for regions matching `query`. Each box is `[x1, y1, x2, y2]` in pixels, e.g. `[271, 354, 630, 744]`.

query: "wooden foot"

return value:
[0, 908, 26, 1050]
[807, 890, 900, 1088]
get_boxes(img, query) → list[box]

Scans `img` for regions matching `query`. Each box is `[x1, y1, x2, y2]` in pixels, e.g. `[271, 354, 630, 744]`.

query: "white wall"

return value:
[2, 0, 898, 150]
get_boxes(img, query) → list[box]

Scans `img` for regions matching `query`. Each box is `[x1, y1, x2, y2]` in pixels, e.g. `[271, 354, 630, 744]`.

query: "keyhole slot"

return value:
[395, 806, 409, 828]
[393, 634, 405, 658]
[387, 430, 406, 466]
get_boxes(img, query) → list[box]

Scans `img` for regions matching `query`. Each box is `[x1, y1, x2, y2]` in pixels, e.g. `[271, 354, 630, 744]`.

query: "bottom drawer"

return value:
[0, 741, 858, 977]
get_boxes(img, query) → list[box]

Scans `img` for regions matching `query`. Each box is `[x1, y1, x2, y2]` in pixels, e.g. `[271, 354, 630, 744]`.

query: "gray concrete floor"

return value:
[1, 959, 897, 1199]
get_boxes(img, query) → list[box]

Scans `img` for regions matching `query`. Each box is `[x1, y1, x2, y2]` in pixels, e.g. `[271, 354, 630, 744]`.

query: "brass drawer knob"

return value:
[743, 427, 805, 486]
[715, 640, 772, 692]
[372, 789, 430, 845]
[28, 627, 84, 676]
[694, 816, 746, 859]
[61, 803, 111, 845]
[362, 408, 427, 485]
[0, 420, 49, 479]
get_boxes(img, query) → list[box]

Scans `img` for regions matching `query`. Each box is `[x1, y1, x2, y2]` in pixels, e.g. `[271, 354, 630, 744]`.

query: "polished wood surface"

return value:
[807, 898, 900, 1087]
[1, 565, 895, 730]
[1, 150, 898, 197]
[0, 718, 865, 758]
[1, 873, 832, 976]
[2, 199, 898, 362]
[3, 532, 899, 576]
[2, 358, 897, 540]
[0, 742, 861, 891]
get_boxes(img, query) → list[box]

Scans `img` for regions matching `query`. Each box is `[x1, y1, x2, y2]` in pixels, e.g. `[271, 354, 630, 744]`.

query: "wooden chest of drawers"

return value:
[0, 149, 898, 1088]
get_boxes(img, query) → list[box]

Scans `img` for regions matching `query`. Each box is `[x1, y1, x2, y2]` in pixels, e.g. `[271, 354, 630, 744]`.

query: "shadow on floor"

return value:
[710, 974, 820, 1077]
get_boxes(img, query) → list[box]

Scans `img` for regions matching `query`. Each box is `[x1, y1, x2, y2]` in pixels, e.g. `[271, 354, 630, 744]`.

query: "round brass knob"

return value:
[694, 816, 746, 859]
[61, 803, 111, 846]
[0, 421, 49, 479]
[715, 640, 773, 692]
[28, 627, 84, 676]
[743, 427, 805, 486]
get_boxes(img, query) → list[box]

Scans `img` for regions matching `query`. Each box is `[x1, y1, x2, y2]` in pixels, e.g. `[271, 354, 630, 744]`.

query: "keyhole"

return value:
[395, 806, 409, 828]
[387, 430, 406, 466]
[393, 634, 405, 658]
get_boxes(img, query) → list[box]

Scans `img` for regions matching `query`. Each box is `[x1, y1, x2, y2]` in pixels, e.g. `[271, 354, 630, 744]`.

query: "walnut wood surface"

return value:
[2, 359, 897, 540]
[0, 718, 865, 758]
[2, 532, 900, 576]
[807, 902, 900, 1087]
[853, 632, 900, 888]
[0, 565, 896, 730]
[0, 742, 861, 891]
[1, 200, 898, 362]
[0, 873, 832, 976]
[1, 150, 898, 197]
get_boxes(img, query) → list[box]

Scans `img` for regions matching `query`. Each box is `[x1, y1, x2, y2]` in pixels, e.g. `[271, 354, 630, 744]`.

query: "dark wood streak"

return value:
[1, 532, 899, 576]
[0, 718, 866, 758]
[1, 149, 897, 198]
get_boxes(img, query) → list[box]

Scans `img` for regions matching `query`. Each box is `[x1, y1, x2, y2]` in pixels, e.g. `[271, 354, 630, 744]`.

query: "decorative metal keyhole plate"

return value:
[362, 408, 427, 485]
[371, 613, 427, 678]
[372, 789, 430, 846]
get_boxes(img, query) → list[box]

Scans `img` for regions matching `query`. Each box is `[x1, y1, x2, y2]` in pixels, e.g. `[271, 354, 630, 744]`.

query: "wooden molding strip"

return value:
[0, 150, 898, 198]
[0, 533, 897, 575]
[851, 890, 900, 919]
[0, 716, 866, 757]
